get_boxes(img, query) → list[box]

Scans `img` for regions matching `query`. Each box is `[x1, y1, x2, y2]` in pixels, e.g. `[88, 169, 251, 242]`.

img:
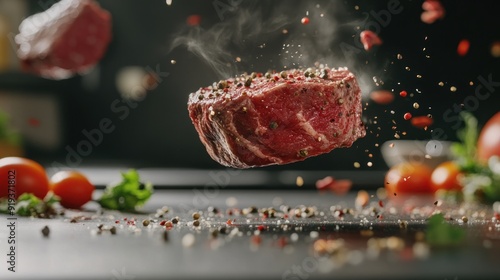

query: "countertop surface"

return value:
[1, 190, 500, 280]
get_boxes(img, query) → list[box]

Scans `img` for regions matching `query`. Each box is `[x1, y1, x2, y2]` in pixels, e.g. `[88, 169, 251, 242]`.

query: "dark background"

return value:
[0, 0, 499, 171]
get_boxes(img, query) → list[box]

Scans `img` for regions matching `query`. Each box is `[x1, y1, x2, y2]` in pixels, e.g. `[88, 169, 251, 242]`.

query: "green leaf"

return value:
[0, 110, 22, 145]
[426, 214, 466, 247]
[98, 169, 153, 212]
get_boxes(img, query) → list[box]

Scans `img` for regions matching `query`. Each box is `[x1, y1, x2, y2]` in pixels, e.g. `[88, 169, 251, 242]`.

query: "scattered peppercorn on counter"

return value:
[3, 190, 500, 279]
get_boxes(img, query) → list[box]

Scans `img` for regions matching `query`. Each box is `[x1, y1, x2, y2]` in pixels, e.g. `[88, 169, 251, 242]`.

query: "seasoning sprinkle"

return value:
[244, 78, 252, 87]
[193, 220, 200, 227]
[296, 176, 304, 187]
[142, 219, 150, 227]
[192, 212, 200, 220]
[41, 226, 50, 237]
[269, 121, 278, 130]
[298, 149, 308, 157]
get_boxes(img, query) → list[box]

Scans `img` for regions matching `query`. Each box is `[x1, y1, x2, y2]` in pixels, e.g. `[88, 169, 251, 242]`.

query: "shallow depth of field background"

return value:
[0, 0, 498, 172]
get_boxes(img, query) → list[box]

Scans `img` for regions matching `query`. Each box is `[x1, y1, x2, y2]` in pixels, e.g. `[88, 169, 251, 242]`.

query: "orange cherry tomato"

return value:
[477, 112, 500, 163]
[0, 157, 49, 199]
[431, 161, 463, 192]
[50, 171, 94, 209]
[385, 161, 433, 195]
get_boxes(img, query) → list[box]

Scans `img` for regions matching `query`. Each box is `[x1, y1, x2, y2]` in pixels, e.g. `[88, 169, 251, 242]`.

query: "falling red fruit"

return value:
[421, 0, 445, 24]
[315, 176, 352, 195]
[186, 14, 201, 26]
[370, 90, 394, 105]
[411, 116, 434, 128]
[360, 30, 382, 51]
[457, 39, 470, 56]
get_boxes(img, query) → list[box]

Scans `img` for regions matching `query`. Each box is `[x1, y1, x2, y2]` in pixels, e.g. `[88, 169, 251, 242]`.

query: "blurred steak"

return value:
[188, 67, 366, 168]
[15, 0, 111, 79]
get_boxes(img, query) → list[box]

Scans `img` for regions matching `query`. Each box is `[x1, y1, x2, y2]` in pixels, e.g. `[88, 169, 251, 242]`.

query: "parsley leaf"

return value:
[0, 193, 59, 218]
[98, 169, 153, 212]
[426, 214, 466, 247]
[450, 111, 481, 173]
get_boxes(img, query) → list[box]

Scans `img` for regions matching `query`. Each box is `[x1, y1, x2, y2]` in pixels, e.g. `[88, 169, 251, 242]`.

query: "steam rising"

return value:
[170, 1, 384, 97]
[170, 6, 289, 78]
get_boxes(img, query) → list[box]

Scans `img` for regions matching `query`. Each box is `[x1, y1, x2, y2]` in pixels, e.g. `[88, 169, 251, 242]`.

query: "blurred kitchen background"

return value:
[0, 0, 498, 187]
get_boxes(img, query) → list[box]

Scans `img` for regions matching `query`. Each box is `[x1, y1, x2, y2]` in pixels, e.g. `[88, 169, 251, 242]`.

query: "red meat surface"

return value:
[15, 0, 111, 79]
[188, 67, 366, 168]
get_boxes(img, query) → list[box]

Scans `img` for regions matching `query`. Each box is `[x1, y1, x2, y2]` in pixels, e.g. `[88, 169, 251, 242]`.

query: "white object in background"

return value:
[115, 66, 149, 100]
[380, 140, 453, 169]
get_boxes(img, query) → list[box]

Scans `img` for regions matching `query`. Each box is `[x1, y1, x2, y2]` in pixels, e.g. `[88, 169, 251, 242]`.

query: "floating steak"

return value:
[15, 0, 111, 79]
[188, 67, 366, 168]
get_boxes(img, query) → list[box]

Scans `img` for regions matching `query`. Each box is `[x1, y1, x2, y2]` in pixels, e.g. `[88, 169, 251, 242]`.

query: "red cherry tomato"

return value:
[385, 161, 433, 195]
[477, 112, 500, 162]
[50, 171, 94, 209]
[431, 161, 463, 192]
[0, 157, 49, 199]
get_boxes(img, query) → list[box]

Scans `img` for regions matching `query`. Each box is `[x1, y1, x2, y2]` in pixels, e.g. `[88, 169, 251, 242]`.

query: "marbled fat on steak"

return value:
[188, 67, 366, 168]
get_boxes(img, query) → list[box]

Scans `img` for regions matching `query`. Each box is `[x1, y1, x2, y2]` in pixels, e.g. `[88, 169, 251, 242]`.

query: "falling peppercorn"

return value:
[192, 212, 200, 220]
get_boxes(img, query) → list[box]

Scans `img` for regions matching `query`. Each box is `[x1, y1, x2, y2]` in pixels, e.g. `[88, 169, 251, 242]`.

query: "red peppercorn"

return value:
[251, 235, 262, 245]
[399, 90, 407, 97]
[226, 219, 233, 225]
[301, 17, 310, 25]
[404, 113, 412, 120]
[378, 200, 384, 207]
[457, 39, 470, 56]
[257, 225, 265, 231]
[159, 220, 167, 226]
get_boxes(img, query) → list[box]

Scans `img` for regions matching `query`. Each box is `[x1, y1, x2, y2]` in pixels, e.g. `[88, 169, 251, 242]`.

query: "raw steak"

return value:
[15, 0, 111, 79]
[188, 67, 366, 168]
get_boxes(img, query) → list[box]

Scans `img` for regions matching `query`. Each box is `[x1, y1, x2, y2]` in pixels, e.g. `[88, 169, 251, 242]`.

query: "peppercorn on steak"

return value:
[187, 67, 366, 168]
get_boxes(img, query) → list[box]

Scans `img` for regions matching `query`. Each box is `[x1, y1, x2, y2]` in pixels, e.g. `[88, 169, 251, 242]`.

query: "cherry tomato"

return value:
[385, 161, 433, 195]
[431, 161, 463, 192]
[50, 171, 94, 209]
[0, 157, 49, 199]
[477, 112, 500, 162]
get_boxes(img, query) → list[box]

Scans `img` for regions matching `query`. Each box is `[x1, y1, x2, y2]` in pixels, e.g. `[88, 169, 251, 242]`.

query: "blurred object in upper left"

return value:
[15, 0, 112, 80]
